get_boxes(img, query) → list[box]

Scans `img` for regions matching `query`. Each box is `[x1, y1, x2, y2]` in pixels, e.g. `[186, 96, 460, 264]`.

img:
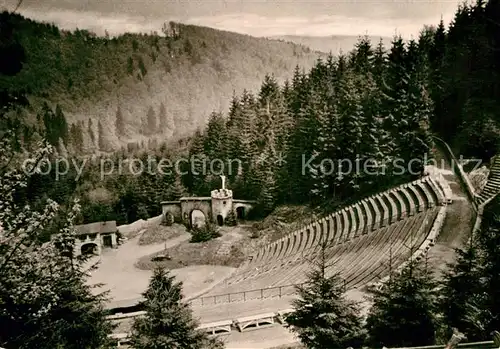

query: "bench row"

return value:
[248, 176, 447, 268]
[109, 308, 296, 343]
[367, 205, 447, 291]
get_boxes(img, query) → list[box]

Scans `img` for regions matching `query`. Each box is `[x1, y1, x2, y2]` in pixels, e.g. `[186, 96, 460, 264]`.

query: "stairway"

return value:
[475, 155, 500, 205]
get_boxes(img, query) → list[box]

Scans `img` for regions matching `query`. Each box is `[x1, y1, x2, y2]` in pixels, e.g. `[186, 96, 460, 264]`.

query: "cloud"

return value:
[16, 8, 170, 36]
[14, 7, 456, 39]
[184, 12, 456, 38]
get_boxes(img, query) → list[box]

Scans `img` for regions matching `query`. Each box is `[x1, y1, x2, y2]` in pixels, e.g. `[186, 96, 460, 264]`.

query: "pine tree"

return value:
[187, 130, 209, 195]
[146, 105, 157, 135]
[366, 258, 440, 347]
[69, 122, 84, 154]
[115, 104, 126, 137]
[130, 267, 221, 349]
[225, 209, 237, 226]
[54, 104, 68, 143]
[257, 166, 276, 215]
[308, 88, 336, 203]
[41, 102, 58, 146]
[168, 174, 188, 200]
[97, 120, 107, 151]
[372, 39, 387, 84]
[159, 102, 168, 131]
[353, 35, 374, 73]
[237, 91, 259, 173]
[286, 241, 365, 349]
[258, 74, 281, 106]
[474, 200, 500, 335]
[441, 236, 488, 341]
[336, 72, 365, 196]
[204, 112, 227, 160]
[88, 118, 95, 146]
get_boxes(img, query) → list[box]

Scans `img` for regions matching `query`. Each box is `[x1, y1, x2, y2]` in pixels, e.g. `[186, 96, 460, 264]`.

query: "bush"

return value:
[225, 210, 237, 226]
[190, 222, 221, 243]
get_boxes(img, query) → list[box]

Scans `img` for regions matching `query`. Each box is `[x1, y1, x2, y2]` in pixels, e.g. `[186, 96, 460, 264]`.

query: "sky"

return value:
[0, 0, 469, 38]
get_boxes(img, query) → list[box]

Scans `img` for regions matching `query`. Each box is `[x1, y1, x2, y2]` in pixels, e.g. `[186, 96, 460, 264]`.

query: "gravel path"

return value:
[426, 151, 475, 279]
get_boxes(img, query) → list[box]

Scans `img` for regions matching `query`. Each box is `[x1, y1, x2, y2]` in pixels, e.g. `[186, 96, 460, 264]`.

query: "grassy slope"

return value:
[1, 13, 325, 151]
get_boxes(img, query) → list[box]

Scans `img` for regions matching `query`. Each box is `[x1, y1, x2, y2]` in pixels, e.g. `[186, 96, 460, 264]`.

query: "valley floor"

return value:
[88, 231, 235, 307]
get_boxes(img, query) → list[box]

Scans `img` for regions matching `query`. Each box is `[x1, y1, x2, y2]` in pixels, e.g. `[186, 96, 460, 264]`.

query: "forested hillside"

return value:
[426, 0, 500, 160]
[19, 36, 435, 226]
[5, 0, 500, 229]
[187, 36, 434, 216]
[0, 12, 323, 153]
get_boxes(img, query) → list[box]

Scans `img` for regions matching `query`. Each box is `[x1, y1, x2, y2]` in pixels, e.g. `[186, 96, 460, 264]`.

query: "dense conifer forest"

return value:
[2, 0, 500, 347]
[4, 0, 500, 226]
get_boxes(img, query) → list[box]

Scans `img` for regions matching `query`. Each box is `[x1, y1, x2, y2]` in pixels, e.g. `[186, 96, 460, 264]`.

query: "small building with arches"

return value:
[161, 176, 256, 228]
[74, 221, 118, 256]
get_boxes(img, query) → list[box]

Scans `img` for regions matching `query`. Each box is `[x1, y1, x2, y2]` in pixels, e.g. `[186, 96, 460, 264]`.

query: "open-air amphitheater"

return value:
[107, 143, 500, 349]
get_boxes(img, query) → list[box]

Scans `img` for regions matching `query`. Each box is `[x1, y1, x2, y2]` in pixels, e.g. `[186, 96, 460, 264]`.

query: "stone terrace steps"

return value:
[476, 155, 500, 205]
[202, 208, 439, 298]
[200, 175, 449, 298]
[239, 176, 446, 271]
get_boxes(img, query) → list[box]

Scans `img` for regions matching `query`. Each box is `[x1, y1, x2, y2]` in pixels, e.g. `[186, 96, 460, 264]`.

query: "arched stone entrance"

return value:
[81, 243, 98, 255]
[190, 209, 206, 228]
[236, 206, 245, 219]
[165, 212, 175, 226]
[216, 215, 224, 226]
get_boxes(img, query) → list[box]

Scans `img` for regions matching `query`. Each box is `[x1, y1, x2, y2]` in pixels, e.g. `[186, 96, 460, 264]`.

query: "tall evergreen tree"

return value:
[366, 258, 440, 348]
[441, 236, 488, 341]
[97, 120, 107, 151]
[286, 241, 365, 349]
[145, 106, 157, 135]
[88, 118, 95, 146]
[130, 267, 222, 349]
[158, 102, 168, 131]
[115, 104, 126, 137]
[54, 104, 68, 143]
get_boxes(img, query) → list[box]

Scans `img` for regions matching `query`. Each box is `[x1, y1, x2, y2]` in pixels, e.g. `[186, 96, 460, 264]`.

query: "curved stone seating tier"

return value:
[348, 208, 439, 289]
[244, 178, 443, 272]
[406, 184, 425, 212]
[361, 199, 373, 233]
[434, 172, 453, 203]
[383, 192, 398, 224]
[369, 205, 447, 292]
[415, 180, 435, 208]
[398, 186, 414, 216]
[476, 155, 500, 205]
[203, 208, 439, 298]
[424, 176, 446, 205]
[390, 190, 406, 217]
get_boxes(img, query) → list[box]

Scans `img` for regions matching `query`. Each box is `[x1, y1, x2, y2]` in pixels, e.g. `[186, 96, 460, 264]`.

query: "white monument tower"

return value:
[210, 174, 233, 225]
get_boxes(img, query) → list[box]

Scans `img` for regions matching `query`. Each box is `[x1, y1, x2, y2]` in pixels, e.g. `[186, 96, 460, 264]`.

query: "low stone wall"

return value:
[433, 136, 477, 211]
